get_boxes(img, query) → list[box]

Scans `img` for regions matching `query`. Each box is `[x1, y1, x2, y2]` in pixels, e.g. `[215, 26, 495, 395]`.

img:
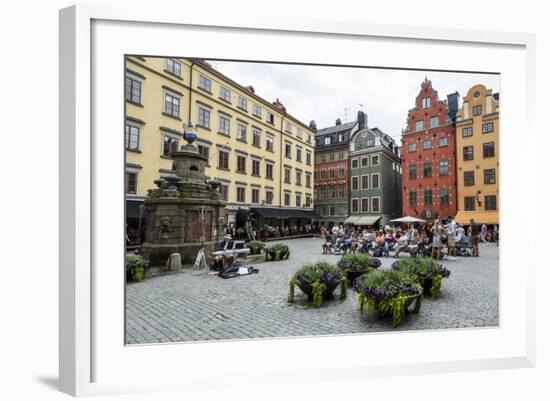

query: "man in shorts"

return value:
[446, 219, 457, 257]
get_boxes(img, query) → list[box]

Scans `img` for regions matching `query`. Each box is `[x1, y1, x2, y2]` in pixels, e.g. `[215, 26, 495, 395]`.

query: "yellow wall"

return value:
[455, 84, 499, 214]
[124, 56, 315, 209]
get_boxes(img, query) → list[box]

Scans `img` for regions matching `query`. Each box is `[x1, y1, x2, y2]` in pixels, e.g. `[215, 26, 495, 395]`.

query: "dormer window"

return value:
[324, 137, 331, 145]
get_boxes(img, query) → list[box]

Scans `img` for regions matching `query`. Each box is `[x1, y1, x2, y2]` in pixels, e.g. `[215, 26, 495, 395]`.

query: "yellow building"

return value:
[124, 56, 315, 234]
[454, 84, 499, 226]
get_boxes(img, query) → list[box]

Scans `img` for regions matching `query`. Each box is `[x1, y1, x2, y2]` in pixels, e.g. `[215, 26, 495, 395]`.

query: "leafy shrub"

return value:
[265, 243, 290, 261]
[288, 261, 346, 307]
[353, 269, 422, 326]
[248, 241, 265, 255]
[126, 254, 149, 282]
[338, 254, 381, 273]
[392, 257, 450, 299]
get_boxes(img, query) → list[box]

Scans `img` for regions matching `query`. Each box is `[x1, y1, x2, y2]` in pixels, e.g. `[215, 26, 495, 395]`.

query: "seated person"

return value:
[212, 235, 234, 270]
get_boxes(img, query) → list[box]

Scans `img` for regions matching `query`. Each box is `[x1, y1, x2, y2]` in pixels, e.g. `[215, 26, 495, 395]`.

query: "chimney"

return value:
[272, 98, 286, 113]
[357, 110, 368, 130]
[309, 120, 317, 132]
[446, 92, 460, 122]
[335, 118, 342, 126]
[245, 85, 255, 94]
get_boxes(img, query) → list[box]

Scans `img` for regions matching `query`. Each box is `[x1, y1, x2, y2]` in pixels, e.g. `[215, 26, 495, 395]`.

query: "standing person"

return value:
[494, 225, 499, 247]
[469, 218, 480, 257]
[446, 219, 457, 257]
[481, 224, 489, 246]
[431, 219, 444, 260]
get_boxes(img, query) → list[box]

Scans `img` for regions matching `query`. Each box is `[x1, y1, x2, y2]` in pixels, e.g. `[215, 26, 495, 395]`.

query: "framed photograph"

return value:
[60, 4, 536, 397]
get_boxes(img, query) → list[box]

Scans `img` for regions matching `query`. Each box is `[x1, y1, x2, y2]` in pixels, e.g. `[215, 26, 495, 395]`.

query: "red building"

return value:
[401, 78, 459, 221]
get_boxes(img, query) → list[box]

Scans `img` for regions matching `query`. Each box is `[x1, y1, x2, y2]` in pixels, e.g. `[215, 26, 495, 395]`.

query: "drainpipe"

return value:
[279, 116, 284, 209]
[187, 60, 196, 127]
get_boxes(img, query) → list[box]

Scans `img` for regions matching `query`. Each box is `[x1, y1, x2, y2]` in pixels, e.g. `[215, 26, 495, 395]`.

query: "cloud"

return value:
[209, 60, 500, 143]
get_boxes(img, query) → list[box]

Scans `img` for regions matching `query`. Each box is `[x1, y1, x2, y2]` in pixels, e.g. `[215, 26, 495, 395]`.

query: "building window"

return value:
[463, 145, 474, 161]
[319, 169, 326, 180]
[351, 176, 359, 190]
[297, 128, 303, 139]
[361, 175, 369, 190]
[197, 144, 209, 160]
[218, 150, 229, 169]
[330, 152, 336, 162]
[125, 76, 142, 104]
[236, 155, 246, 173]
[423, 162, 432, 178]
[408, 143, 417, 152]
[371, 173, 380, 189]
[252, 159, 260, 176]
[483, 142, 495, 158]
[305, 195, 311, 208]
[197, 107, 210, 128]
[408, 164, 417, 179]
[237, 123, 247, 142]
[236, 187, 246, 203]
[438, 137, 448, 147]
[253, 104, 261, 118]
[430, 116, 439, 128]
[218, 115, 230, 135]
[285, 121, 292, 133]
[361, 157, 369, 167]
[219, 184, 228, 201]
[361, 198, 369, 213]
[284, 167, 291, 184]
[338, 167, 345, 178]
[351, 158, 359, 169]
[252, 129, 261, 147]
[266, 112, 274, 124]
[324, 137, 331, 145]
[464, 196, 476, 211]
[296, 148, 302, 162]
[284, 192, 291, 206]
[125, 171, 138, 194]
[440, 188, 450, 205]
[295, 193, 302, 207]
[198, 75, 212, 92]
[473, 105, 482, 116]
[306, 173, 311, 187]
[162, 134, 179, 156]
[485, 195, 497, 211]
[408, 191, 417, 206]
[125, 124, 140, 150]
[464, 171, 475, 186]
[463, 127, 473, 137]
[265, 190, 273, 205]
[371, 155, 379, 166]
[237, 95, 248, 111]
[482, 122, 494, 133]
[329, 168, 335, 179]
[351, 199, 359, 213]
[367, 138, 375, 147]
[422, 97, 431, 108]
[285, 143, 292, 158]
[423, 140, 432, 150]
[415, 120, 424, 131]
[439, 160, 449, 176]
[219, 86, 231, 103]
[163, 91, 180, 118]
[165, 58, 181, 76]
[296, 170, 302, 186]
[338, 183, 345, 197]
[252, 188, 260, 204]
[484, 168, 496, 184]
[306, 152, 312, 166]
[266, 135, 274, 152]
[424, 190, 433, 205]
[371, 197, 380, 212]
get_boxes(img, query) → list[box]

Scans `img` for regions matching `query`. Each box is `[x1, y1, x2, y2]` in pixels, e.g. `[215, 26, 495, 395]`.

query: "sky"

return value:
[207, 60, 500, 143]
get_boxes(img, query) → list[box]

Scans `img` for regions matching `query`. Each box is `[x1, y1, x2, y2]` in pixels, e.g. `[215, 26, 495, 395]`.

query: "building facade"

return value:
[347, 127, 402, 227]
[454, 84, 500, 226]
[124, 56, 316, 238]
[313, 111, 366, 226]
[401, 78, 459, 221]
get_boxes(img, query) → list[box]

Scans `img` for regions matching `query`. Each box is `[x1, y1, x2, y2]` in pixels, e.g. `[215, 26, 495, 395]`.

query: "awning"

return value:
[454, 211, 499, 225]
[343, 216, 359, 224]
[355, 215, 381, 226]
[251, 207, 320, 220]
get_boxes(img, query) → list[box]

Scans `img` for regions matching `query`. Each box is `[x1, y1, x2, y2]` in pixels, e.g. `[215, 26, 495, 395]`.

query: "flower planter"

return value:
[296, 280, 340, 301]
[392, 258, 450, 300]
[288, 261, 346, 308]
[338, 254, 381, 286]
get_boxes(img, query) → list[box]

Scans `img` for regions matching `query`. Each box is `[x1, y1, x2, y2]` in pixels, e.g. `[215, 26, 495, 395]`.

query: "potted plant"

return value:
[391, 257, 450, 299]
[247, 241, 265, 255]
[126, 254, 149, 282]
[288, 261, 346, 307]
[265, 243, 290, 261]
[235, 227, 245, 239]
[353, 269, 422, 327]
[337, 253, 381, 285]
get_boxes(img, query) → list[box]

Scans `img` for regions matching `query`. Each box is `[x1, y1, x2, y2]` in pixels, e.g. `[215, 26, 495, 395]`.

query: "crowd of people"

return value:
[319, 219, 498, 259]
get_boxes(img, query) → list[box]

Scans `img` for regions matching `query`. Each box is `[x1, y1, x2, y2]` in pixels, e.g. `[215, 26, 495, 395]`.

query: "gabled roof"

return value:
[315, 120, 357, 136]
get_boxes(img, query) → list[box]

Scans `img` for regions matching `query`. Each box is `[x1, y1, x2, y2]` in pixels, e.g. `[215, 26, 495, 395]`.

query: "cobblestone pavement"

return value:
[126, 238, 499, 344]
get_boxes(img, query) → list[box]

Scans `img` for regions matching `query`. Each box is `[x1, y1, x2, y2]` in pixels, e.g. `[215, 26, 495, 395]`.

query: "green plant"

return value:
[288, 261, 346, 307]
[248, 241, 265, 255]
[392, 258, 450, 299]
[126, 254, 149, 282]
[265, 243, 290, 261]
[337, 254, 381, 284]
[353, 269, 422, 327]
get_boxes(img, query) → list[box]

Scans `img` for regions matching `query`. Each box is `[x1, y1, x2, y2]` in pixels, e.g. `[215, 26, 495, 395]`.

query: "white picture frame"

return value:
[59, 4, 536, 397]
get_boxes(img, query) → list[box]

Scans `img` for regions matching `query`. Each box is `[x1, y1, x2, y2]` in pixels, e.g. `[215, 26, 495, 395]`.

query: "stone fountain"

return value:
[141, 127, 226, 268]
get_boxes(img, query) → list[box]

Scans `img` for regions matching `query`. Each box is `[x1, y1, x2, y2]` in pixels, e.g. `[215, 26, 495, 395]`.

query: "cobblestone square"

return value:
[126, 237, 499, 344]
